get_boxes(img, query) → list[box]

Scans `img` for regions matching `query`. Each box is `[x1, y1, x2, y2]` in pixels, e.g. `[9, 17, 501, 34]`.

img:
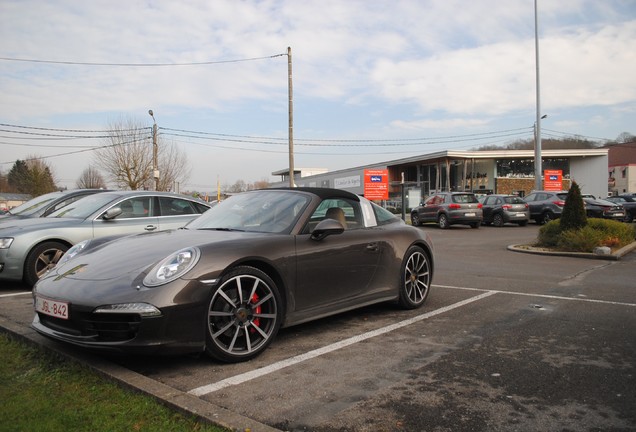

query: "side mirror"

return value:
[102, 207, 122, 220]
[311, 218, 344, 241]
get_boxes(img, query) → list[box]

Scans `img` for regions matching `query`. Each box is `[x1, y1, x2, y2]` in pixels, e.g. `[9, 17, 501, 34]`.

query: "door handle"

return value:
[366, 242, 379, 252]
[144, 225, 158, 231]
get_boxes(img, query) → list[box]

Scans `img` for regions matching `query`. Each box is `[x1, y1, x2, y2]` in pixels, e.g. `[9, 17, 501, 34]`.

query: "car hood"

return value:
[40, 228, 269, 284]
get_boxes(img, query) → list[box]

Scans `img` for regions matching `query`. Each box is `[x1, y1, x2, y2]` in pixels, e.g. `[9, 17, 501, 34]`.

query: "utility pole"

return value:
[287, 47, 295, 188]
[149, 110, 159, 191]
[534, 0, 543, 191]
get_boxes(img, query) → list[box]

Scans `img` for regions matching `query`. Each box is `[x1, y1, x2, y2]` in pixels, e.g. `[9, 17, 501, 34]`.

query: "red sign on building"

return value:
[364, 169, 389, 200]
[544, 169, 563, 191]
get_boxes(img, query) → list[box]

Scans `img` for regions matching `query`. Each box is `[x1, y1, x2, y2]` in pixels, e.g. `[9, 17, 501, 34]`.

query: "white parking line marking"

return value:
[188, 291, 497, 396]
[0, 291, 31, 298]
[434, 284, 636, 307]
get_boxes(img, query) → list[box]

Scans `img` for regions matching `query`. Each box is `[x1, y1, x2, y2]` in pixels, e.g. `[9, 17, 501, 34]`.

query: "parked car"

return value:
[523, 191, 568, 224]
[411, 192, 482, 229]
[481, 194, 529, 227]
[606, 195, 636, 223]
[0, 189, 108, 222]
[31, 187, 434, 362]
[583, 197, 625, 221]
[0, 191, 211, 286]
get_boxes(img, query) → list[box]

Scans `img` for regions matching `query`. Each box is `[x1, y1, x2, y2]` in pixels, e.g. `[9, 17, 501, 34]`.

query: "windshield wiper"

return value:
[201, 227, 245, 232]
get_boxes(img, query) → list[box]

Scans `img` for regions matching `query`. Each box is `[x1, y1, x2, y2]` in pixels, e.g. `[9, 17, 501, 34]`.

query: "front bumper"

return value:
[31, 301, 208, 356]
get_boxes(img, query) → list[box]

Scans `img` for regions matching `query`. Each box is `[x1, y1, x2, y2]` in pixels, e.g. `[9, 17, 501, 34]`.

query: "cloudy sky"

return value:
[1, 0, 635, 192]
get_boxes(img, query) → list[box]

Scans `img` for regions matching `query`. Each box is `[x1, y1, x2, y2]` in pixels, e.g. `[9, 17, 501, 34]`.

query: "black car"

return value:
[481, 194, 529, 227]
[606, 195, 636, 223]
[32, 188, 434, 363]
[411, 192, 483, 229]
[523, 191, 568, 224]
[583, 197, 625, 221]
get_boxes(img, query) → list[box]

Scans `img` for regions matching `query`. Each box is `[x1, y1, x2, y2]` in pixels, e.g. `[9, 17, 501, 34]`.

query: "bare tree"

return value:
[94, 116, 153, 190]
[95, 115, 190, 191]
[76, 166, 107, 189]
[157, 138, 190, 192]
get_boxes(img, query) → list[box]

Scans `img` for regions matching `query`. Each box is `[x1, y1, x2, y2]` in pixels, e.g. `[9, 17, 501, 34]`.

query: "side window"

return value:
[304, 198, 362, 232]
[424, 196, 436, 205]
[193, 202, 210, 214]
[372, 202, 399, 226]
[117, 197, 151, 219]
[484, 196, 494, 205]
[159, 197, 196, 216]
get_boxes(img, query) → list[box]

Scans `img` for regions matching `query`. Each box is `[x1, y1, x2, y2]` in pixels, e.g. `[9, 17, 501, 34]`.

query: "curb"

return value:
[0, 315, 282, 432]
[507, 240, 636, 261]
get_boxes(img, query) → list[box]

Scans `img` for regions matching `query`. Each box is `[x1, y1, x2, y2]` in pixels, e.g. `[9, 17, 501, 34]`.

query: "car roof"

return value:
[94, 190, 202, 199]
[267, 187, 361, 202]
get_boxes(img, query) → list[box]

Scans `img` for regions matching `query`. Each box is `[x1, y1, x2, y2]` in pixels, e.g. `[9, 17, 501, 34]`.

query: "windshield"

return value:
[5, 191, 64, 216]
[187, 190, 310, 233]
[47, 193, 120, 219]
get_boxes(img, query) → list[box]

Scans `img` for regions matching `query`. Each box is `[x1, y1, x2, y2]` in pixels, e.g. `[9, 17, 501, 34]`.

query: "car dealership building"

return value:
[272, 148, 609, 207]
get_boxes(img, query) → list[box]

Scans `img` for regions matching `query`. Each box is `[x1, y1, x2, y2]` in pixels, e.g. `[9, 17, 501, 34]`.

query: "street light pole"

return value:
[287, 47, 295, 188]
[534, 0, 543, 191]
[148, 110, 159, 191]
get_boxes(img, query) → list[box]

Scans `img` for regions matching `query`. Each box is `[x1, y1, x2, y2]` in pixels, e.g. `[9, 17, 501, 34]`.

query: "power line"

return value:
[0, 123, 146, 133]
[0, 53, 287, 67]
[160, 126, 533, 144]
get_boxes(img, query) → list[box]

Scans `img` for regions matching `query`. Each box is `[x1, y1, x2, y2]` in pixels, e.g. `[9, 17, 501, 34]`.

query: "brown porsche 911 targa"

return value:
[32, 187, 434, 363]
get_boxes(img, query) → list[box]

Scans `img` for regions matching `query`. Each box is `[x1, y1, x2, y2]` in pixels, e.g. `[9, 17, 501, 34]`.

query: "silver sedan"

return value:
[0, 190, 211, 286]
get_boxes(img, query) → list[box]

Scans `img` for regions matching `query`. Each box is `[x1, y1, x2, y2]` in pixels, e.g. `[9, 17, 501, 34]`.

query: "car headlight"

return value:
[0, 238, 14, 249]
[143, 247, 200, 287]
[57, 240, 91, 266]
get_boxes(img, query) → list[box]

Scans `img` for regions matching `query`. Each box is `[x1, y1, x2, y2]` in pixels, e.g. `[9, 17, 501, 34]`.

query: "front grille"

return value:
[38, 310, 142, 342]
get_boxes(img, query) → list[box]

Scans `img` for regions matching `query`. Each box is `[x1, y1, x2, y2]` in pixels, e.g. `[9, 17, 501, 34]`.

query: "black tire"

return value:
[493, 213, 504, 227]
[410, 213, 421, 226]
[205, 265, 282, 363]
[24, 241, 69, 287]
[438, 213, 449, 229]
[625, 212, 634, 223]
[539, 211, 555, 225]
[398, 246, 432, 309]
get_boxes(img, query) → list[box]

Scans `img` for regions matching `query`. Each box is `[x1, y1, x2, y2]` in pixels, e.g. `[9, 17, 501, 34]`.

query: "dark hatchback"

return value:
[523, 191, 568, 225]
[411, 192, 483, 229]
[481, 194, 529, 227]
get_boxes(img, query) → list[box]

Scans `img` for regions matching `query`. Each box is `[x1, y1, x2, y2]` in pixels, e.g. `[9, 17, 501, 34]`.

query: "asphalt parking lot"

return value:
[1, 223, 635, 432]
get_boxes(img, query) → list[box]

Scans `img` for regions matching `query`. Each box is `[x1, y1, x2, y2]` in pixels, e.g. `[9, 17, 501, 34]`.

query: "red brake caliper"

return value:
[250, 293, 261, 333]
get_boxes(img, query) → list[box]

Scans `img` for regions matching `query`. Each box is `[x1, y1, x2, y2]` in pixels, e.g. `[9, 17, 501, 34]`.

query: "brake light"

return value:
[553, 200, 566, 207]
[524, 203, 529, 209]
[449, 203, 461, 209]
[477, 203, 483, 209]
[502, 204, 512, 210]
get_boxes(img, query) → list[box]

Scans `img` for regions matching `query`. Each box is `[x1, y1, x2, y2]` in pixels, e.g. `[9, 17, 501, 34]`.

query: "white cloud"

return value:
[1, 0, 635, 188]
